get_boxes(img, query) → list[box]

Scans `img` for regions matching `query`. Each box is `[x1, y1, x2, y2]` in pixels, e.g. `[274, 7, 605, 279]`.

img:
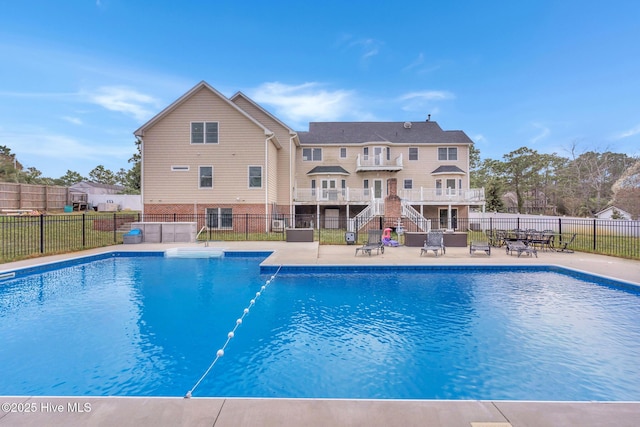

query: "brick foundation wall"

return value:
[143, 203, 290, 233]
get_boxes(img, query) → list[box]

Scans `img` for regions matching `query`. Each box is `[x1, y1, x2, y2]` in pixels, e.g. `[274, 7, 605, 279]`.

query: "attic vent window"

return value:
[171, 166, 190, 171]
[403, 122, 412, 129]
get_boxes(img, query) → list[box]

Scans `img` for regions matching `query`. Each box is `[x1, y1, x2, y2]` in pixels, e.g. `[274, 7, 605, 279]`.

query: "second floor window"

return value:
[404, 179, 413, 189]
[303, 148, 322, 161]
[438, 147, 457, 160]
[340, 147, 347, 158]
[191, 122, 218, 144]
[409, 147, 418, 160]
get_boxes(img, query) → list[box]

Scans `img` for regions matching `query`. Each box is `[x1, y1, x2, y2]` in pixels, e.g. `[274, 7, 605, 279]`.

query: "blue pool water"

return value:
[1, 253, 639, 401]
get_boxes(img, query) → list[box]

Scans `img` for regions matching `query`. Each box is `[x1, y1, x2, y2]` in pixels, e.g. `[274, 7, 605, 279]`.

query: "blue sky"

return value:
[1, 1, 639, 178]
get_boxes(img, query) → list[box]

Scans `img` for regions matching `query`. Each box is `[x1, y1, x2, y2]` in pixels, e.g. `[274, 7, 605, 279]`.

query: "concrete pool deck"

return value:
[1, 241, 639, 427]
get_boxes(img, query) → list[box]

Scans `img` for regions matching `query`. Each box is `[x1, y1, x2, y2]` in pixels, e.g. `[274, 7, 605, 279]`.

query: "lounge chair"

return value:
[355, 230, 384, 256]
[420, 231, 445, 257]
[505, 240, 537, 258]
[556, 233, 576, 253]
[470, 240, 491, 256]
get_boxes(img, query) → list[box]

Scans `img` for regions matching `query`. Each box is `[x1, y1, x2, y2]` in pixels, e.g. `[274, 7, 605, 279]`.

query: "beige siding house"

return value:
[134, 81, 484, 232]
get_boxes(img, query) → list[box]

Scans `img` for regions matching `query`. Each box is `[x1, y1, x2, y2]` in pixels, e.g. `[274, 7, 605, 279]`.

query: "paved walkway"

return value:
[1, 242, 639, 427]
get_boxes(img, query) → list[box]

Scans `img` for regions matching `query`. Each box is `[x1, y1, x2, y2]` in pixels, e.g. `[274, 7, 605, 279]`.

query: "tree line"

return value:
[0, 139, 141, 194]
[471, 143, 640, 219]
[1, 139, 638, 218]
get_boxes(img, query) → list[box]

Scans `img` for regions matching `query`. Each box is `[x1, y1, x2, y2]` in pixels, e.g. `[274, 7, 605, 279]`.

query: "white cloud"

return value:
[613, 124, 640, 140]
[337, 34, 382, 61]
[86, 86, 158, 121]
[473, 134, 487, 144]
[403, 54, 441, 74]
[398, 90, 454, 113]
[62, 116, 83, 125]
[529, 123, 550, 144]
[250, 82, 362, 126]
[399, 91, 455, 102]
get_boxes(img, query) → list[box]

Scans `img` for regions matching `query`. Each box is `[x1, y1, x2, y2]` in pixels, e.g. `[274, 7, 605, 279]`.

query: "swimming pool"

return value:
[1, 252, 639, 400]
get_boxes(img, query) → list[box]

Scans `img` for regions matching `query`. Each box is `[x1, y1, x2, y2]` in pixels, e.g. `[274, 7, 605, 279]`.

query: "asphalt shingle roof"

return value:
[432, 165, 466, 174]
[306, 166, 350, 175]
[297, 121, 473, 145]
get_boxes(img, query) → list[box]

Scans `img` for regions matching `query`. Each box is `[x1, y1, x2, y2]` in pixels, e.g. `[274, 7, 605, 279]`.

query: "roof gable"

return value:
[230, 92, 299, 146]
[133, 81, 277, 146]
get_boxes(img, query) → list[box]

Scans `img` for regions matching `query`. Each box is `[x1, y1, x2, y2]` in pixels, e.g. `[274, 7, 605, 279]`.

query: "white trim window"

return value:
[409, 147, 418, 161]
[438, 147, 457, 161]
[199, 166, 213, 189]
[339, 147, 347, 158]
[404, 179, 413, 189]
[191, 122, 219, 144]
[206, 207, 232, 229]
[303, 148, 322, 161]
[248, 166, 262, 188]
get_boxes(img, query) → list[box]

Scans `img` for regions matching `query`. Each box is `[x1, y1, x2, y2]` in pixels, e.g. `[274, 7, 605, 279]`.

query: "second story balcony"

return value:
[356, 153, 403, 172]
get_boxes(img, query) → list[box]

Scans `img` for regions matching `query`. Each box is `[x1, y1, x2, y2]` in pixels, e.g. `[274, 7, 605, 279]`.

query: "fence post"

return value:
[113, 213, 117, 243]
[558, 218, 563, 245]
[39, 214, 45, 254]
[593, 219, 597, 251]
[82, 213, 86, 247]
[245, 213, 249, 240]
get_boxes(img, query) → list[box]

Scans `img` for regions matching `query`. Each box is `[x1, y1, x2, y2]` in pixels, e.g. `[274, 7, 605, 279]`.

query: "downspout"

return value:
[139, 136, 145, 217]
[289, 132, 298, 220]
[265, 132, 276, 233]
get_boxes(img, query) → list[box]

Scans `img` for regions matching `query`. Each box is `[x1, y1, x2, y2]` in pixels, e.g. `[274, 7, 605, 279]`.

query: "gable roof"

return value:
[595, 206, 632, 219]
[297, 121, 473, 145]
[69, 181, 125, 192]
[133, 81, 280, 148]
[230, 92, 300, 146]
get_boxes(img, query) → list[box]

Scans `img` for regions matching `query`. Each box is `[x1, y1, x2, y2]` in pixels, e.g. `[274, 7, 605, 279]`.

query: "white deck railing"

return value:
[294, 186, 485, 204]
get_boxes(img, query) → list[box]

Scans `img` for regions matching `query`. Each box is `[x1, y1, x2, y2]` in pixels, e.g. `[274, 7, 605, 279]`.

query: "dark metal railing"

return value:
[1, 213, 638, 262]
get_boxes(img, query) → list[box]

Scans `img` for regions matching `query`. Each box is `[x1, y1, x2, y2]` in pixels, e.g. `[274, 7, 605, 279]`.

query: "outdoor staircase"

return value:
[401, 200, 431, 232]
[347, 199, 384, 231]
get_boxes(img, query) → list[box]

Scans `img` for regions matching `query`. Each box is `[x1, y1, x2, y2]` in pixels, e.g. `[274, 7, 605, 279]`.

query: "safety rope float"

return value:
[185, 265, 283, 398]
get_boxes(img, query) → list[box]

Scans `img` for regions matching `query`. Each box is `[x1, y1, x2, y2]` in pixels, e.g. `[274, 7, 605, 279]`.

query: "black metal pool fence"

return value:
[1, 213, 638, 262]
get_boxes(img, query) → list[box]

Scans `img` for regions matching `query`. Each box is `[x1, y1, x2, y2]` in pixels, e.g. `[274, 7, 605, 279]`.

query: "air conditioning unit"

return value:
[271, 219, 284, 232]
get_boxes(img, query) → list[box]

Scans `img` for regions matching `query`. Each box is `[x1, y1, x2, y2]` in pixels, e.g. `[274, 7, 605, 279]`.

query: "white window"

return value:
[311, 179, 316, 197]
[248, 166, 262, 188]
[339, 147, 347, 158]
[206, 208, 232, 229]
[191, 122, 219, 144]
[199, 166, 213, 188]
[438, 147, 457, 160]
[302, 148, 322, 161]
[409, 147, 418, 161]
[363, 179, 369, 196]
[404, 179, 413, 189]
[171, 165, 190, 171]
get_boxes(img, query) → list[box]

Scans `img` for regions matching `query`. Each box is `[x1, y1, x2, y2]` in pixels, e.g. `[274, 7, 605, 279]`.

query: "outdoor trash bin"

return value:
[123, 228, 143, 244]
